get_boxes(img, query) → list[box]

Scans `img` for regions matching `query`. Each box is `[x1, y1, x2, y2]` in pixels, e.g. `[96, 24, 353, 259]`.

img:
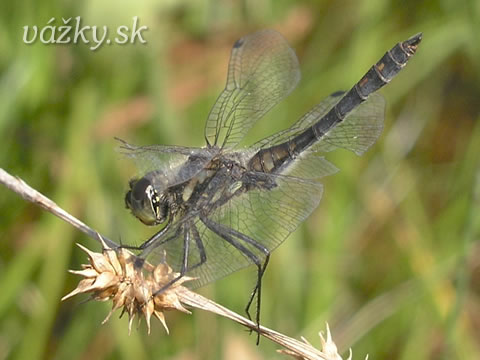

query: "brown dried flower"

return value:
[62, 238, 193, 334]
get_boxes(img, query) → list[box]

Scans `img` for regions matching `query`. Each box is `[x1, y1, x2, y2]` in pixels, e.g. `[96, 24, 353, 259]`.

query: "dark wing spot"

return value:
[233, 38, 244, 48]
[330, 90, 345, 97]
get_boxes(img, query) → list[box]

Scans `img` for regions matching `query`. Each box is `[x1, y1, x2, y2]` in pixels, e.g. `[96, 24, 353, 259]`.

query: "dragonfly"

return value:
[120, 29, 421, 335]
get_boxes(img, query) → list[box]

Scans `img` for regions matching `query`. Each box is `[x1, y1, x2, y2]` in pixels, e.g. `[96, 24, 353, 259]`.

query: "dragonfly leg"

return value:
[139, 218, 174, 250]
[245, 251, 269, 336]
[152, 226, 190, 296]
[150, 222, 208, 296]
[135, 223, 180, 260]
[189, 221, 207, 271]
[228, 226, 270, 343]
[201, 216, 270, 344]
[120, 218, 173, 252]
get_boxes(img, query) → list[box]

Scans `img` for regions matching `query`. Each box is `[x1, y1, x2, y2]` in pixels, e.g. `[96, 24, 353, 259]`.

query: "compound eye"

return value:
[125, 177, 163, 226]
[132, 177, 151, 201]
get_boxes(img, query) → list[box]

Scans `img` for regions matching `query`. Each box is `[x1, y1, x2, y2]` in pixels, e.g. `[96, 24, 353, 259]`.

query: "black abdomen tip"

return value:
[402, 32, 422, 55]
[406, 32, 423, 46]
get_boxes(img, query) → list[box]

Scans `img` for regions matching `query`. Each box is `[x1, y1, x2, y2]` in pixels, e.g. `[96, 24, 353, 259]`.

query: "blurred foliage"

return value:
[1, 0, 480, 359]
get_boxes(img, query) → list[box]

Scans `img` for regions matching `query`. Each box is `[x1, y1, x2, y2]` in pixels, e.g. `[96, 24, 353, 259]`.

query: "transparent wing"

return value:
[255, 92, 385, 156]
[280, 151, 339, 179]
[315, 93, 385, 155]
[205, 29, 301, 150]
[142, 171, 323, 289]
[117, 138, 216, 188]
[253, 93, 340, 149]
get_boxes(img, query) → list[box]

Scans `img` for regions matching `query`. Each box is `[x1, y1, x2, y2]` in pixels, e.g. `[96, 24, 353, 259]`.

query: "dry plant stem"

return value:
[0, 167, 117, 248]
[177, 287, 330, 359]
[1, 167, 351, 360]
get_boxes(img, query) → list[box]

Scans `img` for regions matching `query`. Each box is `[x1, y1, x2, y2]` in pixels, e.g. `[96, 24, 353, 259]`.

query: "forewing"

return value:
[117, 138, 216, 187]
[205, 29, 301, 150]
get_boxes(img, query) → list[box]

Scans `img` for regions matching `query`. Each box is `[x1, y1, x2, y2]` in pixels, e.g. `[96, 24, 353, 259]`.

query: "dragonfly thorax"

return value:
[125, 177, 169, 226]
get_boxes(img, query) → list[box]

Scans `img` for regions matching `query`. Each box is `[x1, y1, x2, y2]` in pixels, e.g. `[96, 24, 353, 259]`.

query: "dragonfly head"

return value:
[125, 177, 168, 226]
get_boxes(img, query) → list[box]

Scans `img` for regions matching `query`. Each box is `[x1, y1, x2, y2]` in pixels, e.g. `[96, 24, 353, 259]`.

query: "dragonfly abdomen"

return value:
[248, 142, 297, 173]
[312, 33, 422, 138]
[248, 33, 422, 177]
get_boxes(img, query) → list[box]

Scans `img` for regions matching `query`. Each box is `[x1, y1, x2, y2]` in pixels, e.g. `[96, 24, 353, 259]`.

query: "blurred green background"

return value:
[1, 0, 480, 359]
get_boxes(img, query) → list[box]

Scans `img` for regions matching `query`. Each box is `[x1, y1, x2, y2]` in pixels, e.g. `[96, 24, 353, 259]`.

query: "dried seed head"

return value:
[277, 323, 366, 360]
[62, 240, 193, 334]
